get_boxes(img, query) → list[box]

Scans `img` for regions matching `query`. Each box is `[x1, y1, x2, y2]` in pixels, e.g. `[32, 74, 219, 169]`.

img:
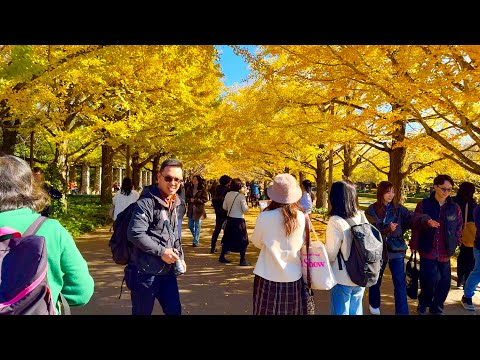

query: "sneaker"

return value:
[239, 260, 251, 266]
[461, 295, 476, 311]
[369, 305, 381, 315]
[192, 243, 198, 247]
[417, 304, 427, 315]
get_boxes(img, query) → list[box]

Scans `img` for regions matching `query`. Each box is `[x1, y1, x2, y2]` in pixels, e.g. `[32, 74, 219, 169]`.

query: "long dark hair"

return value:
[456, 181, 476, 204]
[329, 180, 358, 219]
[121, 177, 133, 196]
[374, 181, 395, 213]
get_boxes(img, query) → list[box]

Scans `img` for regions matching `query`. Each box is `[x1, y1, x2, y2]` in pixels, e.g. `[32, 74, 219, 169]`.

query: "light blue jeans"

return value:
[330, 283, 366, 315]
[464, 247, 480, 299]
[188, 217, 202, 245]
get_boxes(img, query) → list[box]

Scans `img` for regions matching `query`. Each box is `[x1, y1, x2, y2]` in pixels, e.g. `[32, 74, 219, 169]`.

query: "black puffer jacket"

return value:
[127, 185, 183, 275]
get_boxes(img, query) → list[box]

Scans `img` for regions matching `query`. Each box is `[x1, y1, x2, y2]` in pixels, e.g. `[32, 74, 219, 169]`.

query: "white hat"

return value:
[266, 173, 302, 204]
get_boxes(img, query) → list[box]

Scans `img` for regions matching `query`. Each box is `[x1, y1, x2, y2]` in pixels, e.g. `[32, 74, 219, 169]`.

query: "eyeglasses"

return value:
[437, 186, 453, 193]
[161, 174, 183, 184]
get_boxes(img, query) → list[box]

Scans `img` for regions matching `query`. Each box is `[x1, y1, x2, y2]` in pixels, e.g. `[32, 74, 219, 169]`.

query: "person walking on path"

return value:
[410, 174, 463, 315]
[219, 178, 250, 266]
[325, 180, 368, 315]
[365, 181, 430, 315]
[251, 173, 307, 315]
[210, 175, 231, 254]
[126, 159, 186, 315]
[111, 177, 140, 221]
[0, 155, 94, 314]
[32, 166, 62, 217]
[176, 183, 187, 240]
[299, 179, 315, 220]
[452, 181, 477, 289]
[185, 175, 209, 247]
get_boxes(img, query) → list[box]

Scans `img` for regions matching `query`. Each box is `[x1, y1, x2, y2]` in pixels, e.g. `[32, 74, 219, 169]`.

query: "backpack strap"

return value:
[23, 216, 48, 236]
[337, 217, 357, 270]
[344, 217, 357, 227]
[23, 216, 71, 315]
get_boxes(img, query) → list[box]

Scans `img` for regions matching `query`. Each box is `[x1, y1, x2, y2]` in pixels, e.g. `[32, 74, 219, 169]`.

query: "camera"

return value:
[174, 258, 186, 276]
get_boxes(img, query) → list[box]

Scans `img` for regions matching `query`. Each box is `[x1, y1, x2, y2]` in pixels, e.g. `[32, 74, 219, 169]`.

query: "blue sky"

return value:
[216, 45, 256, 87]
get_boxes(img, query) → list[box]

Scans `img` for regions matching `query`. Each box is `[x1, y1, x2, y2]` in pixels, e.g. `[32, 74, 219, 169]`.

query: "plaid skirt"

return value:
[252, 275, 307, 315]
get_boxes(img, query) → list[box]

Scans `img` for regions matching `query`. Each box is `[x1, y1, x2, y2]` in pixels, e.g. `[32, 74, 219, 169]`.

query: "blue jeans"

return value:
[464, 247, 480, 299]
[188, 217, 202, 245]
[330, 283, 365, 315]
[125, 265, 181, 315]
[369, 257, 409, 314]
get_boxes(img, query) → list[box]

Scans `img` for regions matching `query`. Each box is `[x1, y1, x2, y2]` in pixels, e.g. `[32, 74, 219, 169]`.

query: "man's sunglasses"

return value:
[162, 174, 183, 184]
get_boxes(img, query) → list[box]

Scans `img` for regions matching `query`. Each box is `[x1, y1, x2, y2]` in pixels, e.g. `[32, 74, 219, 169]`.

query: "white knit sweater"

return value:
[252, 208, 306, 282]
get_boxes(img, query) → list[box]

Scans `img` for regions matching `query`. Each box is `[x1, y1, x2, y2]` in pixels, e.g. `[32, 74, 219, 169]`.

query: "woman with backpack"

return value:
[365, 181, 428, 315]
[325, 180, 370, 315]
[0, 155, 94, 314]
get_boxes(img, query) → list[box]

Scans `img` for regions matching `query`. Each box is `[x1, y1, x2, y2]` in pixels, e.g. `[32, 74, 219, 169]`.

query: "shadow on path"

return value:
[71, 203, 479, 315]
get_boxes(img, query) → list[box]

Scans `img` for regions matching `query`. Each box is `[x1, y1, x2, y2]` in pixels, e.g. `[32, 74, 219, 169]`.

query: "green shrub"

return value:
[50, 195, 112, 237]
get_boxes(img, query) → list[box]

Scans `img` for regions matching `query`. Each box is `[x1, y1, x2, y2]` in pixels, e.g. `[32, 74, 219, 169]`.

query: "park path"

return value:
[71, 202, 479, 315]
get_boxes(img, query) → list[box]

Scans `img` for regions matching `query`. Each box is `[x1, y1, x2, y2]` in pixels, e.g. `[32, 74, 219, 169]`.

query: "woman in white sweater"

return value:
[112, 177, 140, 221]
[325, 180, 366, 315]
[251, 173, 307, 315]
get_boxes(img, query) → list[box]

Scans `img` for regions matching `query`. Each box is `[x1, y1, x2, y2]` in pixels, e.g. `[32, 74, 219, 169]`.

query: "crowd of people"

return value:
[2, 151, 480, 315]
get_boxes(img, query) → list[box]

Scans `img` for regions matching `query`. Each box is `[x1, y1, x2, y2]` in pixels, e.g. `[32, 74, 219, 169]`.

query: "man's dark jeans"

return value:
[418, 257, 451, 314]
[211, 212, 227, 251]
[125, 264, 181, 315]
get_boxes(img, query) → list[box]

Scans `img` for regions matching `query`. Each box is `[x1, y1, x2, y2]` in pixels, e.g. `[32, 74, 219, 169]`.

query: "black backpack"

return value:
[108, 202, 138, 265]
[337, 217, 383, 287]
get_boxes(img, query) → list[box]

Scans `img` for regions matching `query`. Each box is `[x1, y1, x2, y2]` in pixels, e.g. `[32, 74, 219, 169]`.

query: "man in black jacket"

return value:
[210, 175, 231, 254]
[410, 174, 463, 315]
[126, 159, 185, 315]
[32, 167, 62, 217]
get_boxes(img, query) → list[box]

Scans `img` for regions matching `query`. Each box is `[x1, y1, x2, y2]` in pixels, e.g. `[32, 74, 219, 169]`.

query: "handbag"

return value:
[221, 193, 240, 230]
[461, 203, 476, 247]
[301, 278, 316, 315]
[406, 251, 419, 299]
[301, 214, 315, 315]
[301, 215, 337, 291]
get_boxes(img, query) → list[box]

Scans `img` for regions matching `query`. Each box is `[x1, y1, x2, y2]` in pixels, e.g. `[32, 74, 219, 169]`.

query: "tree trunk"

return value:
[389, 120, 407, 204]
[0, 123, 18, 155]
[126, 144, 132, 178]
[93, 166, 102, 195]
[131, 151, 141, 189]
[342, 143, 353, 180]
[56, 140, 69, 193]
[315, 155, 327, 209]
[101, 145, 114, 204]
[80, 163, 90, 195]
[299, 171, 305, 185]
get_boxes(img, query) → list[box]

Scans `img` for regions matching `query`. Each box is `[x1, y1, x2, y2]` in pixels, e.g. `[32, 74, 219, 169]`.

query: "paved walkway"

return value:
[71, 203, 480, 315]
